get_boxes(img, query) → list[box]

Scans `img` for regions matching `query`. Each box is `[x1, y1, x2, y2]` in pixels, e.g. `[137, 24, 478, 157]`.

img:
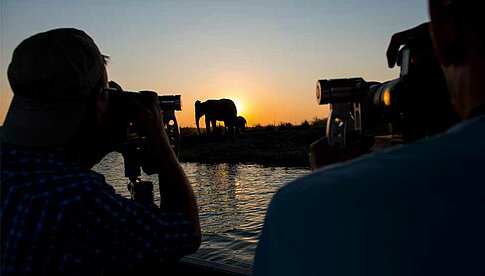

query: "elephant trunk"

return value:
[196, 114, 202, 135]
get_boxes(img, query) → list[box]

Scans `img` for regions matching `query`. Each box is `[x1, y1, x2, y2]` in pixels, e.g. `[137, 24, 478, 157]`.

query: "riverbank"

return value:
[178, 125, 325, 168]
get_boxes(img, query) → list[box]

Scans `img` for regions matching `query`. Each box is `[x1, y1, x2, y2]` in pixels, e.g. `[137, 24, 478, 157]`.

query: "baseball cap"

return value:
[1, 28, 105, 147]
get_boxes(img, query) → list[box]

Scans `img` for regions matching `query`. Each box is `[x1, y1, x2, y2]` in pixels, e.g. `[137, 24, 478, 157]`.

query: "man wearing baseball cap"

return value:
[1, 28, 200, 275]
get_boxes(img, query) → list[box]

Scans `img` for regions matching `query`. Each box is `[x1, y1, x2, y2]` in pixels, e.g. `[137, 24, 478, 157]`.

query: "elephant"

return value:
[195, 99, 237, 135]
[236, 116, 247, 136]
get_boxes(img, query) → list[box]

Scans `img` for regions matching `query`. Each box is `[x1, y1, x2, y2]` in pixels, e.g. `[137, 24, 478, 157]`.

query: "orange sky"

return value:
[1, 1, 427, 129]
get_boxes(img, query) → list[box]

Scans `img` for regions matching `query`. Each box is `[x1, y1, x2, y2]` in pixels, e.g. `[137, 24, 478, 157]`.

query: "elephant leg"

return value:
[235, 122, 241, 136]
[226, 121, 235, 136]
[211, 119, 217, 135]
[205, 117, 211, 134]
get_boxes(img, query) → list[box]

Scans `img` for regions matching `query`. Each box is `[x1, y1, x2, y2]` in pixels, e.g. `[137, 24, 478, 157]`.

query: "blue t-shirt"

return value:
[254, 115, 485, 275]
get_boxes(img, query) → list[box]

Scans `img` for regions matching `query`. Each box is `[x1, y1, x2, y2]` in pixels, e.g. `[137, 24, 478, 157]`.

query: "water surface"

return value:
[93, 152, 310, 269]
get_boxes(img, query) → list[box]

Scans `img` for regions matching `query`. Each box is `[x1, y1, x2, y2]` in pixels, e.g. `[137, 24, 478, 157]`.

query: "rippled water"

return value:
[92, 152, 310, 269]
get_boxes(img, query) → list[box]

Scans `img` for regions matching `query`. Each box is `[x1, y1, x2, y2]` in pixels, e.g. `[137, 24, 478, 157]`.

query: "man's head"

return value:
[428, 0, 485, 118]
[2, 28, 107, 147]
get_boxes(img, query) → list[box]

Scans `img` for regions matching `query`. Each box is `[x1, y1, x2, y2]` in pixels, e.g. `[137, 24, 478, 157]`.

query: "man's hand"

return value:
[130, 91, 166, 143]
[128, 90, 201, 249]
[386, 22, 459, 135]
[128, 91, 175, 175]
[386, 22, 430, 68]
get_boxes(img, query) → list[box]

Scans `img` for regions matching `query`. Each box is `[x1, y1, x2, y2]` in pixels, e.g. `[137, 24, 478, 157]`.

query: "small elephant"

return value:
[236, 116, 247, 136]
[195, 99, 237, 135]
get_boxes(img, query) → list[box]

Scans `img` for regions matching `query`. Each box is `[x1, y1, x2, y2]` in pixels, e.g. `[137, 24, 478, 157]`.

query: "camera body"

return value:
[107, 89, 182, 182]
[316, 35, 458, 150]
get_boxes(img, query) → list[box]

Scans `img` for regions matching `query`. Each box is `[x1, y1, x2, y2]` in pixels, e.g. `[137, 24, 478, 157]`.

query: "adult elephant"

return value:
[195, 99, 237, 135]
[236, 116, 247, 136]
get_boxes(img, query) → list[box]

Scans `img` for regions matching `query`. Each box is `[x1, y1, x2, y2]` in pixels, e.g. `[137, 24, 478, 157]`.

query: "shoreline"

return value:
[178, 126, 325, 169]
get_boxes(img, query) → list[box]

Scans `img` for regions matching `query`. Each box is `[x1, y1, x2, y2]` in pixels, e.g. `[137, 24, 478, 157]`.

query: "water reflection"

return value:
[183, 162, 310, 268]
[93, 153, 310, 269]
[191, 163, 241, 233]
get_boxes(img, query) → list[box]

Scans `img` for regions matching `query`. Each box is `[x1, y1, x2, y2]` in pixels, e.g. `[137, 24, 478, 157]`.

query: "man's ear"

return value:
[429, 0, 466, 66]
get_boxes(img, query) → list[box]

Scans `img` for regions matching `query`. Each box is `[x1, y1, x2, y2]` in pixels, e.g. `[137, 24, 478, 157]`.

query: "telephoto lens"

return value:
[316, 78, 367, 105]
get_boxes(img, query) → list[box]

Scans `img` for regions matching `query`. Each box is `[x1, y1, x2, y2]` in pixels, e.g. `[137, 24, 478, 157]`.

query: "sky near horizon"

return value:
[0, 0, 429, 128]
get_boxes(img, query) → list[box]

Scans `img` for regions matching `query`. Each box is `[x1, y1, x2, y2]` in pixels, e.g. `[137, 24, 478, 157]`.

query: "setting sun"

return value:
[234, 100, 244, 116]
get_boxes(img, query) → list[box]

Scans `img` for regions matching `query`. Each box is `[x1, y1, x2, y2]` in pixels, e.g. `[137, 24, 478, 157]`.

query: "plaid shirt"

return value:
[1, 143, 197, 275]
